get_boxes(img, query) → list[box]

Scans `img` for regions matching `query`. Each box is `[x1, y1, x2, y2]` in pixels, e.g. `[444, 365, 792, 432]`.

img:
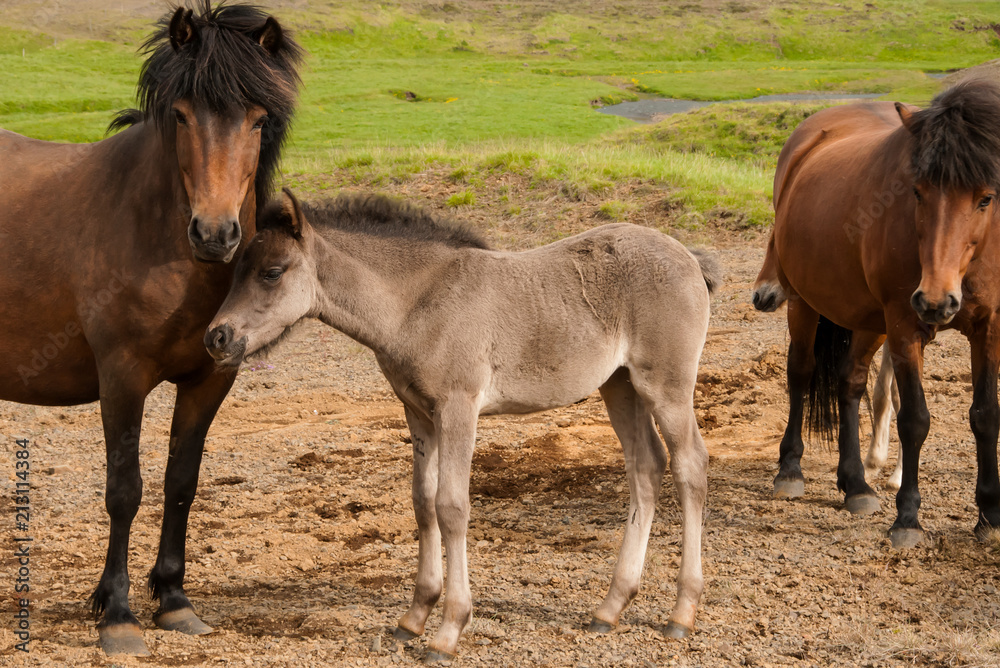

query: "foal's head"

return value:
[206, 189, 317, 365]
[900, 81, 1000, 324]
[111, 2, 301, 263]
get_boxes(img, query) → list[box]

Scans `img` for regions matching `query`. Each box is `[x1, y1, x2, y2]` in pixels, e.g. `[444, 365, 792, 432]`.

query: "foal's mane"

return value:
[265, 194, 491, 250]
[908, 80, 1000, 190]
[109, 1, 303, 208]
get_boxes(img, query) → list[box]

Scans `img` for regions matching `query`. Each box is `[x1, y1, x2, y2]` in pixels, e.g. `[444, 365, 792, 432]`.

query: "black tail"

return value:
[807, 316, 851, 442]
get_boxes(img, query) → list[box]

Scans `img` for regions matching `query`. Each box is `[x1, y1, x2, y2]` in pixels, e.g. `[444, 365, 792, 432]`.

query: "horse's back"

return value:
[774, 102, 901, 210]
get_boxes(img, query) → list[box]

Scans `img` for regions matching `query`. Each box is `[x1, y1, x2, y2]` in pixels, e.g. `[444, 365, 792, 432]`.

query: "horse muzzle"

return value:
[910, 288, 961, 325]
[189, 216, 241, 263]
[204, 323, 247, 366]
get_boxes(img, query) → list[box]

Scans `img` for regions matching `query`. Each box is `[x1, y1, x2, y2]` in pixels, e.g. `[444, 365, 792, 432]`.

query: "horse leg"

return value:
[969, 327, 1000, 539]
[425, 397, 478, 661]
[588, 369, 668, 634]
[864, 349, 896, 482]
[838, 332, 883, 515]
[774, 296, 820, 499]
[148, 367, 237, 635]
[627, 366, 708, 638]
[394, 407, 443, 642]
[89, 367, 154, 656]
[886, 326, 930, 549]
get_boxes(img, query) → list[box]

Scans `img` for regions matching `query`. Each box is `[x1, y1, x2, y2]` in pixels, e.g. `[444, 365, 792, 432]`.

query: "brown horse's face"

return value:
[173, 98, 268, 263]
[205, 193, 316, 364]
[911, 183, 995, 324]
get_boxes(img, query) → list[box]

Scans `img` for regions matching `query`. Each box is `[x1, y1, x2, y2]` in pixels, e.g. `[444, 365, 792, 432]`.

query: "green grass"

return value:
[1, 0, 998, 228]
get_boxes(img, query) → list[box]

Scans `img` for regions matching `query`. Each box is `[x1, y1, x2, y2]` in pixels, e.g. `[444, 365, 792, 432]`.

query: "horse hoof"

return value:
[393, 625, 420, 642]
[425, 649, 456, 663]
[662, 621, 692, 639]
[974, 521, 1000, 543]
[153, 607, 214, 635]
[587, 617, 615, 634]
[889, 527, 924, 549]
[773, 479, 804, 499]
[845, 494, 881, 516]
[99, 624, 150, 656]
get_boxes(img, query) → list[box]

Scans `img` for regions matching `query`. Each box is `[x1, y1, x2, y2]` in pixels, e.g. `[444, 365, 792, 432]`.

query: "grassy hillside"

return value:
[2, 0, 998, 227]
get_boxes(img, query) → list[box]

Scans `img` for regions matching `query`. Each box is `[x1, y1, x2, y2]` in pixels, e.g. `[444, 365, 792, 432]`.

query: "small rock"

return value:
[370, 635, 382, 653]
[45, 465, 73, 475]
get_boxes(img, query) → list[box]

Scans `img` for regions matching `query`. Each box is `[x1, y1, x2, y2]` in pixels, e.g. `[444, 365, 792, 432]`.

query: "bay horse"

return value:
[0, 3, 300, 655]
[205, 189, 718, 660]
[752, 81, 1000, 548]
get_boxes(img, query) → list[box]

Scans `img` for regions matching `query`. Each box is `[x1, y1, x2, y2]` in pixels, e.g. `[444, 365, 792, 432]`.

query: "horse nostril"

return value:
[204, 324, 233, 352]
[189, 216, 211, 243]
[910, 290, 927, 314]
[224, 219, 241, 246]
[947, 293, 960, 312]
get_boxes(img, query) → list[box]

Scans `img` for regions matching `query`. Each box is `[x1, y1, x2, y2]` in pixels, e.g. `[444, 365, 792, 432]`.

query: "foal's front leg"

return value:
[426, 397, 479, 661]
[395, 407, 443, 640]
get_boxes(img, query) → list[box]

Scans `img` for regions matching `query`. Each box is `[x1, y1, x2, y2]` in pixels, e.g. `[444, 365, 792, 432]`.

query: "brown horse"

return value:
[752, 81, 1000, 548]
[0, 3, 300, 655]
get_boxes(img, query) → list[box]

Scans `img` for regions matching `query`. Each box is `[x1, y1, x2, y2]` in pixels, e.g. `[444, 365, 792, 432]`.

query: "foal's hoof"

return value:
[425, 649, 456, 664]
[845, 494, 881, 517]
[773, 479, 804, 499]
[393, 625, 420, 642]
[586, 617, 615, 634]
[889, 527, 924, 549]
[974, 521, 1000, 543]
[153, 607, 214, 635]
[662, 621, 692, 640]
[99, 623, 151, 656]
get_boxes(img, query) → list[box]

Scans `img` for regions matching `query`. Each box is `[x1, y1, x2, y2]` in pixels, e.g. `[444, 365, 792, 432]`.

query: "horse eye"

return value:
[261, 267, 283, 282]
[253, 115, 268, 130]
[912, 186, 922, 202]
[979, 195, 994, 209]
[174, 109, 188, 126]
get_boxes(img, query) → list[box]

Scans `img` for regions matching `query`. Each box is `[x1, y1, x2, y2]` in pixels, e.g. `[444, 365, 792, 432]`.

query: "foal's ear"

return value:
[168, 8, 199, 52]
[895, 101, 918, 133]
[279, 188, 306, 239]
[255, 17, 285, 56]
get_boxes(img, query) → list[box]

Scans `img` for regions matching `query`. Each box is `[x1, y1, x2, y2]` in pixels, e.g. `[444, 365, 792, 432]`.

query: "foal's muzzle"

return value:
[189, 216, 241, 263]
[205, 323, 247, 366]
[910, 288, 961, 325]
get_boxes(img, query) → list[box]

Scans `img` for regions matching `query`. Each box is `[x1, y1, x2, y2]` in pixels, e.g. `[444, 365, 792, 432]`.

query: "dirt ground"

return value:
[2, 171, 1000, 668]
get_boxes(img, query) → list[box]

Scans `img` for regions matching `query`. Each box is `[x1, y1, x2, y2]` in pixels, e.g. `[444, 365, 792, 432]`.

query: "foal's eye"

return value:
[174, 109, 188, 126]
[912, 186, 922, 203]
[261, 267, 283, 283]
[979, 195, 994, 209]
[253, 115, 268, 131]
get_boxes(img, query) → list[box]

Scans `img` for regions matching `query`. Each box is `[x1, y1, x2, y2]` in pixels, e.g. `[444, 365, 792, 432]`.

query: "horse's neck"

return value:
[312, 230, 458, 354]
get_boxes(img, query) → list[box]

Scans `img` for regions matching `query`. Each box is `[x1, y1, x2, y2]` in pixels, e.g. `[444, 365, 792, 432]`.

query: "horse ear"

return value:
[256, 17, 285, 56]
[169, 8, 199, 52]
[280, 188, 305, 238]
[895, 101, 917, 133]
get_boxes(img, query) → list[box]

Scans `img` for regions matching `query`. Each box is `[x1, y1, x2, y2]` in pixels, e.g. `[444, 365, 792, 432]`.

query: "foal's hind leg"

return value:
[395, 407, 444, 641]
[865, 350, 902, 490]
[774, 297, 820, 498]
[148, 367, 237, 635]
[589, 369, 668, 634]
[628, 371, 708, 638]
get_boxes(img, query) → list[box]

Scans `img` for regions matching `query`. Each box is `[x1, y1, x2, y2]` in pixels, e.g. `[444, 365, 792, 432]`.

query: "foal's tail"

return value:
[807, 316, 852, 443]
[689, 249, 722, 295]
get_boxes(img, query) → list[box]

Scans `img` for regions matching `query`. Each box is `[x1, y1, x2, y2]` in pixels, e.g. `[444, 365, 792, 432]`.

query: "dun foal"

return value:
[206, 190, 718, 660]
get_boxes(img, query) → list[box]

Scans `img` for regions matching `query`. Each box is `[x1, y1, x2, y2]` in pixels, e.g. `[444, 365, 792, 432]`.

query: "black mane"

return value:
[109, 1, 303, 208]
[909, 80, 1000, 190]
[263, 193, 491, 250]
